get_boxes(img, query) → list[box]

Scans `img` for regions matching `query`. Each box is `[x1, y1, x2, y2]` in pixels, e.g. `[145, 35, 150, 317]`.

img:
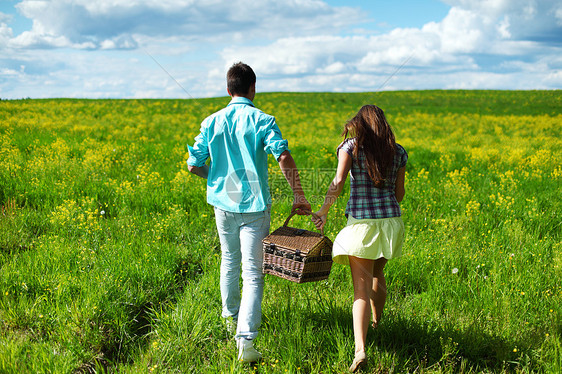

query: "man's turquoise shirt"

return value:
[187, 97, 289, 213]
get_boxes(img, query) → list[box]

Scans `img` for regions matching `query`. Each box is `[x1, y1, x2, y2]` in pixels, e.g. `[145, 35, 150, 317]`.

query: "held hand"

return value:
[292, 194, 311, 215]
[311, 211, 327, 231]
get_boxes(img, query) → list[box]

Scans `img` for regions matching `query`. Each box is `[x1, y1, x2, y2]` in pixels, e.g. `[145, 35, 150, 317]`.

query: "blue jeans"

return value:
[214, 206, 271, 340]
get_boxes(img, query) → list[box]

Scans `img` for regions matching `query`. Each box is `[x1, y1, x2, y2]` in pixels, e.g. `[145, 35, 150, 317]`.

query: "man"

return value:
[187, 62, 310, 362]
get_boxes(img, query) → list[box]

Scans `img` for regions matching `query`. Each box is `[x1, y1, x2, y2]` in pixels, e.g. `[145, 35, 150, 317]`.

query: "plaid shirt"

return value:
[338, 138, 408, 219]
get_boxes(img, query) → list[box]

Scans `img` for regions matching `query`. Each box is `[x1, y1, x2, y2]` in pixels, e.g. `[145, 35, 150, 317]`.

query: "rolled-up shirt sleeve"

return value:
[187, 127, 209, 167]
[262, 116, 289, 160]
[337, 138, 355, 157]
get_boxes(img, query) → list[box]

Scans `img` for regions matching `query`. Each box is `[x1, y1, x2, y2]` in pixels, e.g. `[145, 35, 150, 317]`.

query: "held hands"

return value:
[311, 212, 327, 231]
[290, 194, 328, 232]
[311, 204, 329, 231]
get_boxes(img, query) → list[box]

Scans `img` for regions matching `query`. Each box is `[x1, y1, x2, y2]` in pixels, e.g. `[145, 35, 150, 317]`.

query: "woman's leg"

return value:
[371, 258, 388, 328]
[349, 256, 375, 354]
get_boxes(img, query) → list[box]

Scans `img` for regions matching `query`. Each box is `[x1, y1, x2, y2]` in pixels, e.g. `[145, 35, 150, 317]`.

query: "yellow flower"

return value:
[465, 200, 480, 217]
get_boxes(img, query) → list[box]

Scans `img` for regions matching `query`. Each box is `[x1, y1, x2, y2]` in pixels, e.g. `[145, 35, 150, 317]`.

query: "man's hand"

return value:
[187, 164, 209, 179]
[292, 194, 311, 215]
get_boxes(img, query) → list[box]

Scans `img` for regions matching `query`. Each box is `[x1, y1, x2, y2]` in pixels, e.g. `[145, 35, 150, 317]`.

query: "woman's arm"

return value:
[312, 148, 352, 230]
[394, 166, 406, 202]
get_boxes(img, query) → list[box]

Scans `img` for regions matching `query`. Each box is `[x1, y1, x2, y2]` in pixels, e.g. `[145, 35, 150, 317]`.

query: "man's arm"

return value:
[277, 150, 311, 213]
[187, 126, 209, 179]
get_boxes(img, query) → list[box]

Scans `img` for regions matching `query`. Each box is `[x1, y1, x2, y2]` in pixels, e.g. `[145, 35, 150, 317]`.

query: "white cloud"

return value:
[11, 0, 364, 50]
[222, 36, 364, 76]
[1, 0, 561, 99]
[220, 8, 499, 81]
[11, 30, 87, 49]
[0, 12, 14, 47]
[0, 12, 13, 23]
[1, 67, 21, 76]
[216, 0, 562, 94]
[556, 7, 562, 24]
[0, 23, 13, 44]
[317, 62, 346, 74]
[497, 16, 511, 39]
[441, 0, 562, 42]
[426, 8, 488, 53]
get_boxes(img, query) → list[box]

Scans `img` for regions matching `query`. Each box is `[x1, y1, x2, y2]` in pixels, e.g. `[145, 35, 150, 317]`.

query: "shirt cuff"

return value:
[266, 139, 290, 160]
[187, 145, 207, 167]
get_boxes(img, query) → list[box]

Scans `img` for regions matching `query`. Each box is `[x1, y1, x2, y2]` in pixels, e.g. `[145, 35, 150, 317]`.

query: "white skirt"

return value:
[332, 215, 404, 265]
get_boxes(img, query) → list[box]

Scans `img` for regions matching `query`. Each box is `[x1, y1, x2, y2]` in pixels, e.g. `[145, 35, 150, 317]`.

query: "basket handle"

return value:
[283, 209, 324, 236]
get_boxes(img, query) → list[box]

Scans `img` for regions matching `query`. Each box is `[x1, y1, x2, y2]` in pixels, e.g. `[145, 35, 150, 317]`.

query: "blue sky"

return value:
[1, 0, 561, 99]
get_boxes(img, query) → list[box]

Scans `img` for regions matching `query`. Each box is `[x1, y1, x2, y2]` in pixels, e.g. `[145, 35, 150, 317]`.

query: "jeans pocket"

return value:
[262, 207, 271, 231]
[215, 207, 234, 233]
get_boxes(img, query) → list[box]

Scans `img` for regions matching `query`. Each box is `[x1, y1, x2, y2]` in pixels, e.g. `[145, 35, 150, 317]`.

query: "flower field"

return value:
[0, 90, 561, 373]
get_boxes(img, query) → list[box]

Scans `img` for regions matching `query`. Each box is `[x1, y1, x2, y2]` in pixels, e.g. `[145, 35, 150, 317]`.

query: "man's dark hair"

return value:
[227, 62, 256, 96]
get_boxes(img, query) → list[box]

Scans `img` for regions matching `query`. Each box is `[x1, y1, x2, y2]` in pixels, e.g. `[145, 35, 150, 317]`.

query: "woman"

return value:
[312, 105, 407, 372]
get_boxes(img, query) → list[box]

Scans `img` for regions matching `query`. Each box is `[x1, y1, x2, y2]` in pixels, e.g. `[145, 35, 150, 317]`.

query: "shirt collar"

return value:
[228, 96, 255, 107]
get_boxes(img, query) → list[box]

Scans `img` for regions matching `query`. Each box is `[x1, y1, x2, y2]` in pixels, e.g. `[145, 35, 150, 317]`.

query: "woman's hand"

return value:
[311, 210, 327, 231]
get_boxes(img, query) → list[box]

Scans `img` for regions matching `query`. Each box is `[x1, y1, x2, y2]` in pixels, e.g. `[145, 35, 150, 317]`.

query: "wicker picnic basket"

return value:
[262, 210, 333, 283]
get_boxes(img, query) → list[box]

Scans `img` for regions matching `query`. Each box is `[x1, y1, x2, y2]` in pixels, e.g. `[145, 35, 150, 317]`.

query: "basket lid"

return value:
[263, 226, 329, 254]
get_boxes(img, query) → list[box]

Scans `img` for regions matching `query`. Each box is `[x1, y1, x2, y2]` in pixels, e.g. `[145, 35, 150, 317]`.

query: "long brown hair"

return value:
[342, 105, 396, 188]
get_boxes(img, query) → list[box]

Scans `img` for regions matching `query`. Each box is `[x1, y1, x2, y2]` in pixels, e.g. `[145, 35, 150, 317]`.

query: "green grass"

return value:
[0, 90, 561, 373]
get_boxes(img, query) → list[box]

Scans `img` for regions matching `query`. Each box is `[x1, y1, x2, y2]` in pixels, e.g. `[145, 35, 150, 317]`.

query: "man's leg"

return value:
[214, 208, 242, 322]
[236, 208, 270, 341]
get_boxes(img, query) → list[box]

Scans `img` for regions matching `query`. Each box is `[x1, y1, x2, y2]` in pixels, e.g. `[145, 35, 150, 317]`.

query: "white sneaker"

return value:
[237, 338, 262, 363]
